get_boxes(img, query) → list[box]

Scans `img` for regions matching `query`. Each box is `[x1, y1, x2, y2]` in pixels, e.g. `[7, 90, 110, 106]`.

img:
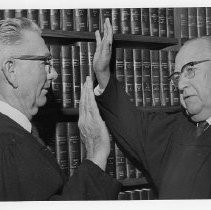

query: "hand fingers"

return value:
[95, 30, 101, 54]
[106, 18, 113, 45]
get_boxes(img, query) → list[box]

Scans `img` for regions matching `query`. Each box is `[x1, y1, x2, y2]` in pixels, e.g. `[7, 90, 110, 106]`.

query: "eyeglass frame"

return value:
[168, 59, 211, 88]
[10, 55, 53, 74]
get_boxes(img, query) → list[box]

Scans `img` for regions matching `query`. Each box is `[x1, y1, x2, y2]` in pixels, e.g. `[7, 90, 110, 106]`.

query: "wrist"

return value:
[95, 70, 110, 89]
[87, 153, 108, 171]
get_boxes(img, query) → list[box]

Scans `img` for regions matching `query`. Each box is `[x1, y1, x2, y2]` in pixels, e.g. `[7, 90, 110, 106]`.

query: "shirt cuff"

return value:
[94, 85, 105, 96]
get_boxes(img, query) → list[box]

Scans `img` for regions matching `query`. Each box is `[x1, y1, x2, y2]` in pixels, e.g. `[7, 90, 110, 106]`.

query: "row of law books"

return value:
[37, 121, 145, 180]
[180, 7, 211, 39]
[0, 8, 175, 37]
[118, 188, 153, 200]
[47, 42, 180, 110]
[115, 47, 180, 107]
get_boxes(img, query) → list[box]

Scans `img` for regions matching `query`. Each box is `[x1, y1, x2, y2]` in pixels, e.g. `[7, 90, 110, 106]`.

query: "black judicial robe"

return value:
[96, 75, 211, 199]
[0, 112, 120, 201]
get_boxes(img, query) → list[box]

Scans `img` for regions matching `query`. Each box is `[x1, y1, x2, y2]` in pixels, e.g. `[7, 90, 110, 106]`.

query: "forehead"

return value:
[175, 39, 211, 72]
[19, 30, 49, 56]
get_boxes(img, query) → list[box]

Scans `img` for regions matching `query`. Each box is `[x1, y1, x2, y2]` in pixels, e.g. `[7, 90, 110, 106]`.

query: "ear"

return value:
[2, 58, 18, 88]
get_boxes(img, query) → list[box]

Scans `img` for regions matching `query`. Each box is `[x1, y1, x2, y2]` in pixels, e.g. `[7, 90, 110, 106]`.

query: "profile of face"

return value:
[13, 30, 57, 119]
[175, 39, 211, 122]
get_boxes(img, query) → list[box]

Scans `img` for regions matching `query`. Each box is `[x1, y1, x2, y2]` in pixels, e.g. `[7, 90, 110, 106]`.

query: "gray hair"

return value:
[0, 17, 41, 46]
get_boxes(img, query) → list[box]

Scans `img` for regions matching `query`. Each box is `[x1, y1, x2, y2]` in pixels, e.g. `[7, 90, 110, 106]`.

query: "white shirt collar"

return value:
[0, 100, 32, 133]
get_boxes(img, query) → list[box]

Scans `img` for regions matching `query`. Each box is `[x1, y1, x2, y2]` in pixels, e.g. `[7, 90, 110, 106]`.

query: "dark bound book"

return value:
[87, 42, 96, 81]
[188, 7, 197, 39]
[100, 9, 112, 33]
[50, 44, 62, 105]
[67, 122, 81, 177]
[180, 8, 189, 38]
[197, 7, 206, 37]
[55, 122, 68, 177]
[142, 49, 152, 107]
[71, 45, 81, 108]
[124, 48, 135, 103]
[88, 9, 100, 32]
[133, 48, 143, 107]
[50, 9, 60, 30]
[159, 50, 170, 107]
[130, 8, 141, 35]
[112, 8, 121, 34]
[150, 50, 161, 107]
[141, 8, 150, 36]
[120, 8, 131, 34]
[168, 50, 180, 106]
[158, 8, 167, 37]
[74, 9, 88, 32]
[27, 9, 39, 25]
[126, 158, 136, 178]
[206, 7, 211, 35]
[61, 45, 73, 109]
[60, 9, 74, 31]
[39, 9, 50, 29]
[115, 48, 125, 86]
[166, 8, 175, 38]
[115, 143, 126, 180]
[149, 8, 159, 36]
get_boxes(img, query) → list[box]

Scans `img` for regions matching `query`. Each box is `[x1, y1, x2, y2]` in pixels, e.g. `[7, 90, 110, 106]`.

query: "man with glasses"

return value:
[0, 17, 120, 200]
[81, 19, 211, 198]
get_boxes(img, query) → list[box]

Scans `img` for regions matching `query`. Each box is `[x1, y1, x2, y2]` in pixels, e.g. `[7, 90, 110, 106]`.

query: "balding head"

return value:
[175, 36, 211, 122]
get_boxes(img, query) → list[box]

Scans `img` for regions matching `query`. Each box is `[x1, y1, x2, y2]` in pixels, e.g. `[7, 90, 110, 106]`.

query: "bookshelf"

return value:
[30, 7, 211, 199]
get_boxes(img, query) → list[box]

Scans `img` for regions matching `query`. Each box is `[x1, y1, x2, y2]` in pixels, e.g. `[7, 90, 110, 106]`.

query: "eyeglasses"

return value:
[169, 59, 211, 88]
[11, 55, 53, 74]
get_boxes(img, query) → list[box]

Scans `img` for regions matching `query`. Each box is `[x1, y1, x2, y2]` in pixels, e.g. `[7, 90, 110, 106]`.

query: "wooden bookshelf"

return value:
[42, 29, 180, 49]
[119, 177, 148, 187]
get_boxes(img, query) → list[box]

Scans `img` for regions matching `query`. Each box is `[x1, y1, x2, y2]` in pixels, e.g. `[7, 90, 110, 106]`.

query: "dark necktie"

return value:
[196, 121, 210, 137]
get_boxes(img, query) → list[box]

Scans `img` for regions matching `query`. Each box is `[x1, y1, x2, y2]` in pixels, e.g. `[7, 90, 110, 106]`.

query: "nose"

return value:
[178, 74, 189, 91]
[47, 66, 58, 81]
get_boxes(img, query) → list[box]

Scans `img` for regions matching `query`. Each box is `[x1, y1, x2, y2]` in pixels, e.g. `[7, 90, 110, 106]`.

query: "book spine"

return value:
[100, 9, 112, 33]
[71, 45, 81, 108]
[188, 7, 197, 39]
[141, 8, 150, 36]
[166, 8, 175, 38]
[120, 8, 131, 34]
[61, 45, 73, 109]
[75, 42, 89, 87]
[15, 9, 27, 18]
[50, 44, 62, 105]
[105, 134, 116, 178]
[135, 168, 143, 178]
[150, 50, 161, 107]
[180, 8, 189, 38]
[112, 8, 121, 34]
[168, 50, 180, 106]
[27, 9, 39, 25]
[50, 9, 60, 30]
[115, 48, 125, 85]
[197, 7, 206, 37]
[115, 143, 127, 180]
[149, 8, 159, 36]
[206, 7, 211, 35]
[158, 8, 167, 37]
[159, 50, 170, 107]
[67, 122, 81, 177]
[142, 49, 152, 107]
[124, 48, 135, 103]
[0, 10, 4, 20]
[130, 8, 141, 35]
[55, 122, 68, 177]
[133, 48, 143, 107]
[74, 9, 88, 32]
[87, 9, 100, 32]
[87, 42, 96, 81]
[39, 9, 50, 29]
[60, 9, 74, 31]
[4, 10, 15, 18]
[126, 158, 136, 178]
